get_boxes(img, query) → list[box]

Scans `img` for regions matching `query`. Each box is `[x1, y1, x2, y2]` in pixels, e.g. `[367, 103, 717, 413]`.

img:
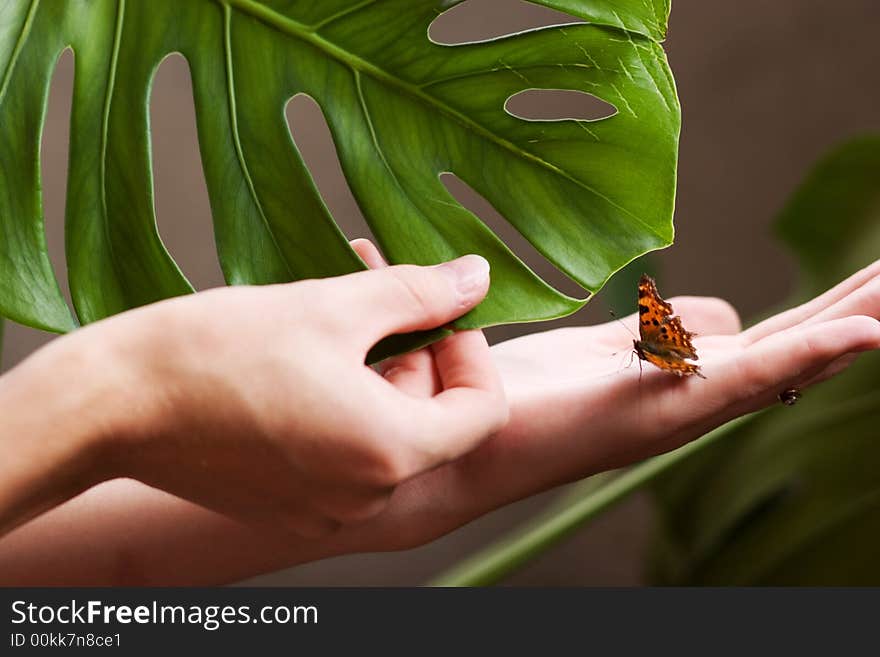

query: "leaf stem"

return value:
[0, 0, 40, 106]
[428, 415, 754, 586]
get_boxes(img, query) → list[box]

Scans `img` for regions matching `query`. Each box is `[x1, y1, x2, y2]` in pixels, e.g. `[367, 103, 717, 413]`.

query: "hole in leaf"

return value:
[285, 93, 378, 248]
[429, 0, 581, 45]
[41, 48, 75, 312]
[439, 172, 584, 298]
[150, 53, 224, 290]
[505, 89, 617, 122]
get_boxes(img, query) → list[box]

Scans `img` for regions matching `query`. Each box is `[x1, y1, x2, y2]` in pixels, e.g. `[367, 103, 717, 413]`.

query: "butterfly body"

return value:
[632, 274, 705, 379]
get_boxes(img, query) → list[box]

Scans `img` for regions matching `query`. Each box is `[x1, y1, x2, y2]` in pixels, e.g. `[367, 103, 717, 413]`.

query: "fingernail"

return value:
[438, 254, 491, 301]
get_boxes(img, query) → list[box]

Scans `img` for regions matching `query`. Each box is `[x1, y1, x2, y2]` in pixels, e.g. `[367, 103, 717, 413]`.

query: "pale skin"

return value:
[0, 240, 879, 585]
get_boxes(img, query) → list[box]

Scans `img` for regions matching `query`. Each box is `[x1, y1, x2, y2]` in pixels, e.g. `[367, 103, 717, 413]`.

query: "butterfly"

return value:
[632, 274, 706, 378]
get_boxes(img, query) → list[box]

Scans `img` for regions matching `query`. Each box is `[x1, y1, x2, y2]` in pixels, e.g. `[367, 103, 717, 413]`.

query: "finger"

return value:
[637, 316, 880, 453]
[786, 274, 880, 332]
[351, 238, 387, 269]
[433, 329, 499, 393]
[668, 296, 742, 336]
[743, 260, 880, 342]
[711, 315, 880, 411]
[407, 330, 508, 463]
[326, 255, 491, 348]
[381, 348, 442, 397]
[350, 239, 441, 395]
[615, 296, 742, 338]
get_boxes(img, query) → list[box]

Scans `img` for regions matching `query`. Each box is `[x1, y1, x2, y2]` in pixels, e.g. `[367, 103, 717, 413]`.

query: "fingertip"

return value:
[701, 297, 742, 334]
[340, 255, 490, 348]
[668, 296, 742, 335]
[774, 315, 880, 376]
[712, 315, 875, 403]
[435, 254, 491, 310]
[349, 237, 370, 253]
[777, 316, 880, 367]
[838, 314, 880, 350]
[351, 238, 387, 269]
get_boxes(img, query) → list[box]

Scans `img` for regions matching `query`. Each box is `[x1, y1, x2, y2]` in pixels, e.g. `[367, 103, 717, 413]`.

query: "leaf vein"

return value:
[418, 63, 624, 90]
[311, 0, 381, 32]
[0, 0, 40, 108]
[97, 0, 126, 294]
[220, 0, 670, 242]
[354, 69, 448, 248]
[223, 4, 293, 279]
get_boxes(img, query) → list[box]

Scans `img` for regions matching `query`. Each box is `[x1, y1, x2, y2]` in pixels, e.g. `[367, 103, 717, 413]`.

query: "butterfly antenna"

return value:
[609, 309, 638, 341]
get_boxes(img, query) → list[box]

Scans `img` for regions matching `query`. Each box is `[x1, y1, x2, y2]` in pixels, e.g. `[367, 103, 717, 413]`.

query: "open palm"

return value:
[348, 241, 880, 551]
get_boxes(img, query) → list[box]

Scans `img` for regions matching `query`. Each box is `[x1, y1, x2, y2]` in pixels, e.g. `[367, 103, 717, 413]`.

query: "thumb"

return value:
[328, 255, 491, 347]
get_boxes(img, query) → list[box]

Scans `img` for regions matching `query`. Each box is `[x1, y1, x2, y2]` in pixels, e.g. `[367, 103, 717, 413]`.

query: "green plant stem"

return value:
[428, 415, 754, 587]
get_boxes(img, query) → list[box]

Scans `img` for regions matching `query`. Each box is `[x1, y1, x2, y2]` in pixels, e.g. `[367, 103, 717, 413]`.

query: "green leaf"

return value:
[537, 0, 671, 41]
[777, 135, 880, 296]
[0, 0, 679, 350]
[648, 134, 880, 585]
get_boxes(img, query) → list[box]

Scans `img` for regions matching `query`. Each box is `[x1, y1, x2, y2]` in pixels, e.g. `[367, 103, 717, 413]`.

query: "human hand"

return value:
[342, 243, 880, 551]
[0, 256, 507, 539]
[2, 251, 878, 584]
[489, 260, 880, 478]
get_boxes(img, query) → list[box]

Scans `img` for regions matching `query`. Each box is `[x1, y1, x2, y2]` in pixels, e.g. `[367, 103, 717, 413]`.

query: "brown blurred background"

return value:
[3, 0, 879, 585]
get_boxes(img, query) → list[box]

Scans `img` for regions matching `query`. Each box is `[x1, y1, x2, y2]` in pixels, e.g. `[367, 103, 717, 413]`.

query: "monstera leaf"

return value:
[0, 0, 678, 353]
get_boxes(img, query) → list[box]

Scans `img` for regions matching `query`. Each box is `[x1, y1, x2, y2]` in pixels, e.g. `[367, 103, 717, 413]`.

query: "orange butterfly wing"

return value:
[634, 274, 705, 378]
[639, 349, 704, 378]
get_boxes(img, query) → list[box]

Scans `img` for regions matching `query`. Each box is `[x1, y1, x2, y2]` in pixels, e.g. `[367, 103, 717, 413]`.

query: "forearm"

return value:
[0, 472, 481, 586]
[0, 334, 359, 585]
[0, 336, 116, 538]
[0, 480, 318, 585]
[0, 412, 558, 586]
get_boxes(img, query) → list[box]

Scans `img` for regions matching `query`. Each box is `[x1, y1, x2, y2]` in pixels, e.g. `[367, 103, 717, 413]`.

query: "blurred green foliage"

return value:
[649, 135, 880, 585]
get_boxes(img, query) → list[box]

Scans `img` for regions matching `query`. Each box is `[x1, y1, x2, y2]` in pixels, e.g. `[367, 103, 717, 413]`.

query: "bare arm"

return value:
[0, 254, 507, 584]
[3, 253, 878, 585]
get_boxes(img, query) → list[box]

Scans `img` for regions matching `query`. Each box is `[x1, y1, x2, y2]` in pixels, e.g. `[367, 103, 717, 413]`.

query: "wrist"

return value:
[0, 325, 134, 535]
